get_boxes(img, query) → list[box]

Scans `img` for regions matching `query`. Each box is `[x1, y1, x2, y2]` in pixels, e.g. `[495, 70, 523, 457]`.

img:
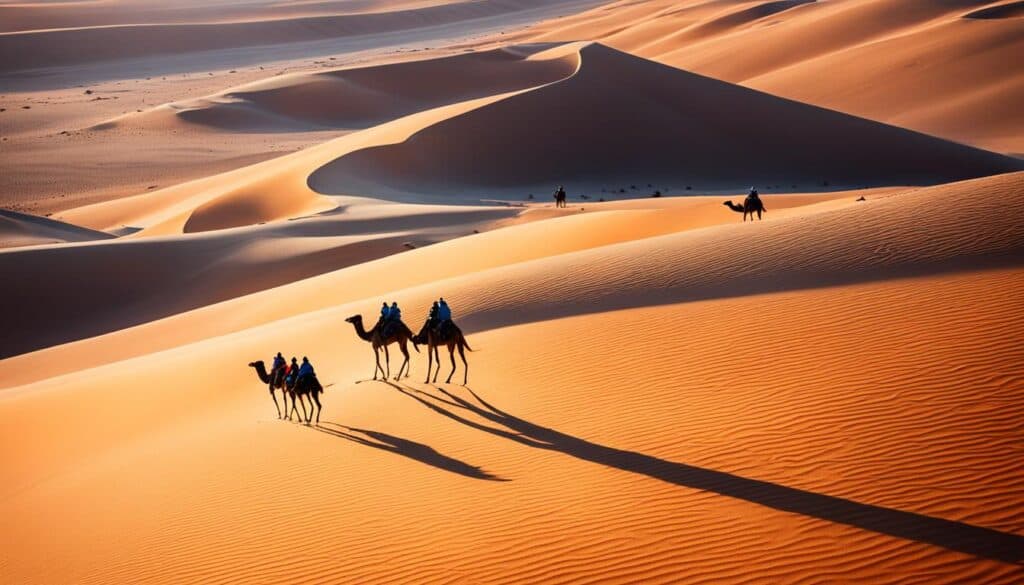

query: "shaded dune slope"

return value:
[519, 0, 1024, 153]
[309, 43, 1022, 199]
[964, 1, 1024, 19]
[0, 209, 115, 249]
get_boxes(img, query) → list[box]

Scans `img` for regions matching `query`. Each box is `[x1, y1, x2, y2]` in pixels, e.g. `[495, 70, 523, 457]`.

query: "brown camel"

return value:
[413, 320, 473, 385]
[248, 360, 293, 419]
[286, 373, 324, 425]
[723, 195, 767, 221]
[345, 315, 419, 381]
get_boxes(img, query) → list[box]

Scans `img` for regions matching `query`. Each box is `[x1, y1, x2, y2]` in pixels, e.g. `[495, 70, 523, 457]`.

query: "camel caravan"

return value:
[250, 297, 472, 424]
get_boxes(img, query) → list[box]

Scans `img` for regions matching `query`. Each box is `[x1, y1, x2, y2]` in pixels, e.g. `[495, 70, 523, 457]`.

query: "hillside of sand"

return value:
[2, 2, 1023, 582]
[2, 171, 1022, 583]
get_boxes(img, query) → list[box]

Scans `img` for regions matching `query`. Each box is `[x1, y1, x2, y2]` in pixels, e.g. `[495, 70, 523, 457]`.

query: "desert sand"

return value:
[1, 1, 1022, 583]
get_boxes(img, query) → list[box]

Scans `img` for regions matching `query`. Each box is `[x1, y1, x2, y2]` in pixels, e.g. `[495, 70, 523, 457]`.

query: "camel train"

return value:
[250, 299, 472, 423]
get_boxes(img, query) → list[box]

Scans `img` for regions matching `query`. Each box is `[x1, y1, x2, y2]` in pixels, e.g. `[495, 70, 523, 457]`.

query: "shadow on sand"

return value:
[314, 421, 506, 482]
[385, 382, 1023, 563]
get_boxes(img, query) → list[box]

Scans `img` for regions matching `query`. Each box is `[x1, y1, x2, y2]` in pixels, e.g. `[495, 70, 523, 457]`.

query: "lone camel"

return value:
[345, 314, 419, 381]
[723, 195, 766, 221]
[413, 321, 473, 385]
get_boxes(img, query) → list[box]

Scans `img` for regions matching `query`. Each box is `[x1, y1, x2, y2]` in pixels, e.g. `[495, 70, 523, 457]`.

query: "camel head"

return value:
[345, 315, 362, 324]
[248, 360, 263, 368]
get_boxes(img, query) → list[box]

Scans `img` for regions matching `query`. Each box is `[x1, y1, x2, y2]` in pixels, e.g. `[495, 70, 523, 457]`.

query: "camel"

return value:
[413, 320, 473, 385]
[286, 373, 324, 425]
[723, 194, 766, 221]
[345, 315, 419, 381]
[248, 360, 293, 419]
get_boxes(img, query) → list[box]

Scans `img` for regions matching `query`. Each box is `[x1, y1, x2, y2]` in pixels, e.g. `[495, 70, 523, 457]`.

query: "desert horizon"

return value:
[1, 1, 1022, 583]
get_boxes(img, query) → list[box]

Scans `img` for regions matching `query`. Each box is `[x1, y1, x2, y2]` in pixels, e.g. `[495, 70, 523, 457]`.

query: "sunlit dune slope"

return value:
[5, 170, 1022, 390]
[308, 43, 1022, 199]
[1, 173, 1022, 583]
[519, 0, 1024, 154]
[0, 190, 863, 381]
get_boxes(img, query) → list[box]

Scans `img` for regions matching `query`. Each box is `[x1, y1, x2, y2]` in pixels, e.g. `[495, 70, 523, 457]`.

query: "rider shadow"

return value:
[315, 421, 506, 482]
[390, 382, 1024, 564]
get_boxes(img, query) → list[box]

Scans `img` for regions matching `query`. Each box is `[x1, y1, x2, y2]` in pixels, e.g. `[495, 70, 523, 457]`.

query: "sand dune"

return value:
[0, 0, 602, 74]
[309, 43, 1021, 199]
[1, 172, 1022, 583]
[0, 201, 521, 358]
[0, 0, 466, 33]
[3, 2, 1023, 582]
[0, 208, 115, 249]
[114, 44, 578, 133]
[517, 0, 1024, 153]
[2, 189, 872, 387]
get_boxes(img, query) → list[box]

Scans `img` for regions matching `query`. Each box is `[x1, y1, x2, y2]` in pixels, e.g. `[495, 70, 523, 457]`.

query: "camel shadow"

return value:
[314, 421, 506, 482]
[388, 382, 1023, 564]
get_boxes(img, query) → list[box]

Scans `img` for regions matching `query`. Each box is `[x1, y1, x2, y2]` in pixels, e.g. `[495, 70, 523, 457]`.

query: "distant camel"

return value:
[414, 320, 473, 385]
[287, 372, 324, 425]
[248, 360, 292, 419]
[345, 315, 420, 381]
[723, 195, 766, 221]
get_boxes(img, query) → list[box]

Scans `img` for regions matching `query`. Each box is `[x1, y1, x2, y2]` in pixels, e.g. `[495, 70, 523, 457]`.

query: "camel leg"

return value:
[757, 208, 762, 220]
[424, 342, 433, 383]
[446, 344, 457, 384]
[311, 391, 322, 425]
[397, 341, 410, 380]
[270, 388, 282, 419]
[287, 392, 297, 421]
[458, 343, 468, 386]
[383, 345, 391, 379]
[298, 394, 309, 424]
[372, 346, 383, 380]
[432, 345, 441, 383]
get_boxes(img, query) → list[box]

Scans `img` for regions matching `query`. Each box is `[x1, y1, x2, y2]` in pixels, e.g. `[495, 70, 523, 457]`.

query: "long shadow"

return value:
[388, 382, 1023, 563]
[313, 421, 506, 482]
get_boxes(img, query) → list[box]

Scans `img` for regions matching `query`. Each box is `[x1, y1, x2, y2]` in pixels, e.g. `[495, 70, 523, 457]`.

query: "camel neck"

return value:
[352, 319, 374, 341]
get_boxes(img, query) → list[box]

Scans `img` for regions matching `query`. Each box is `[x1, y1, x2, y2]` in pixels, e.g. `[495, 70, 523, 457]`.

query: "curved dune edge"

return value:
[963, 1, 1024, 19]
[1, 172, 1022, 582]
[306, 42, 1021, 199]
